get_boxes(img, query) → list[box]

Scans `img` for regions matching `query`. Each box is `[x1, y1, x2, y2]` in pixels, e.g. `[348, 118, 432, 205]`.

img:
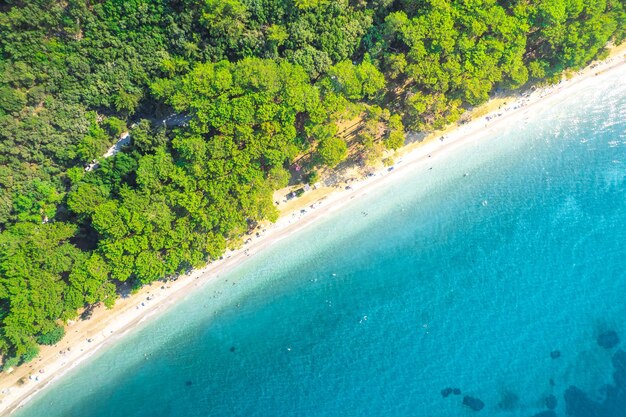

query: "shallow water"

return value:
[14, 67, 626, 417]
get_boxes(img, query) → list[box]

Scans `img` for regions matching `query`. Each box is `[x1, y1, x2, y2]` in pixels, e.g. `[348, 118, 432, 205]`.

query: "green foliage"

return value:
[36, 326, 65, 346]
[326, 58, 385, 100]
[317, 137, 347, 167]
[2, 356, 19, 371]
[526, 0, 622, 73]
[378, 0, 534, 129]
[77, 120, 112, 162]
[113, 90, 142, 114]
[130, 120, 167, 154]
[268, 166, 291, 189]
[201, 0, 248, 35]
[0, 222, 91, 359]
[385, 115, 405, 150]
[67, 183, 110, 216]
[295, 0, 331, 10]
[103, 117, 127, 137]
[12, 179, 63, 224]
[385, 54, 407, 79]
[0, 87, 26, 114]
[21, 344, 39, 364]
[306, 170, 320, 184]
[266, 25, 289, 46]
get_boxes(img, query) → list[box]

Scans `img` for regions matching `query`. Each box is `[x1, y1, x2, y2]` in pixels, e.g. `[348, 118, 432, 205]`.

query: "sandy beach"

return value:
[1, 46, 624, 416]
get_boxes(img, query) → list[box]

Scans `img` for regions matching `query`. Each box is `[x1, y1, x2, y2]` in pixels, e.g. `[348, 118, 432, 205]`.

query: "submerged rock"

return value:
[550, 350, 561, 359]
[558, 349, 626, 417]
[597, 331, 620, 349]
[545, 394, 557, 410]
[441, 387, 461, 397]
[612, 349, 626, 386]
[561, 350, 626, 417]
[564, 385, 602, 417]
[463, 396, 485, 411]
[603, 384, 626, 417]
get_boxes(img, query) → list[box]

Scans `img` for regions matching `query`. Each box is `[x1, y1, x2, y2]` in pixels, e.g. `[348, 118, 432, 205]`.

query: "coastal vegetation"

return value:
[0, 0, 623, 366]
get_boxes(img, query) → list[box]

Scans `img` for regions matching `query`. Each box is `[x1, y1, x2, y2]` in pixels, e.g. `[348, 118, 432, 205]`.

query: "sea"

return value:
[13, 65, 626, 417]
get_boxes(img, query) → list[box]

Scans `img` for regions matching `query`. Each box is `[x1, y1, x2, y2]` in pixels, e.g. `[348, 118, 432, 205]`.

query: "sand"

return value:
[1, 46, 624, 416]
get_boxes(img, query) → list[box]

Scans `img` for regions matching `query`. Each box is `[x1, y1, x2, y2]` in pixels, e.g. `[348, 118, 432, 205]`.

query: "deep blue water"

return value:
[14, 67, 626, 417]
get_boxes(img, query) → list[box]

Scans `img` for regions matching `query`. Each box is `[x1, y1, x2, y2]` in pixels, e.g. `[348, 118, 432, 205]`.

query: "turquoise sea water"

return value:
[14, 67, 626, 417]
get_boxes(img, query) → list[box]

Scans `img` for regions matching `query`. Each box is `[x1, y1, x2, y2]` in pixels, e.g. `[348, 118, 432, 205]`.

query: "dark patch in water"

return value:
[230, 346, 236, 352]
[498, 390, 519, 411]
[545, 394, 557, 409]
[563, 349, 626, 417]
[185, 380, 193, 387]
[597, 331, 620, 349]
[612, 349, 626, 386]
[564, 386, 600, 416]
[463, 396, 485, 411]
[441, 387, 461, 398]
[459, 333, 626, 417]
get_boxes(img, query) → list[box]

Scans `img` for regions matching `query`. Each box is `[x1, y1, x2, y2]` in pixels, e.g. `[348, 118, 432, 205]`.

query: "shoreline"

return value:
[1, 48, 624, 416]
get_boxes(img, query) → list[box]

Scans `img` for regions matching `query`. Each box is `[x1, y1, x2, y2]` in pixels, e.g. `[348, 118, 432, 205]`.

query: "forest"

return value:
[0, 0, 623, 366]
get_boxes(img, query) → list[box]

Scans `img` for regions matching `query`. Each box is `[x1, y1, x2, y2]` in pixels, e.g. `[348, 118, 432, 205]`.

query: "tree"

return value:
[385, 115, 405, 150]
[102, 117, 127, 137]
[36, 326, 65, 345]
[317, 136, 347, 167]
[326, 58, 385, 100]
[268, 166, 291, 189]
[266, 25, 289, 46]
[113, 89, 142, 114]
[0, 222, 86, 361]
[0, 87, 26, 114]
[67, 183, 110, 216]
[12, 179, 63, 224]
